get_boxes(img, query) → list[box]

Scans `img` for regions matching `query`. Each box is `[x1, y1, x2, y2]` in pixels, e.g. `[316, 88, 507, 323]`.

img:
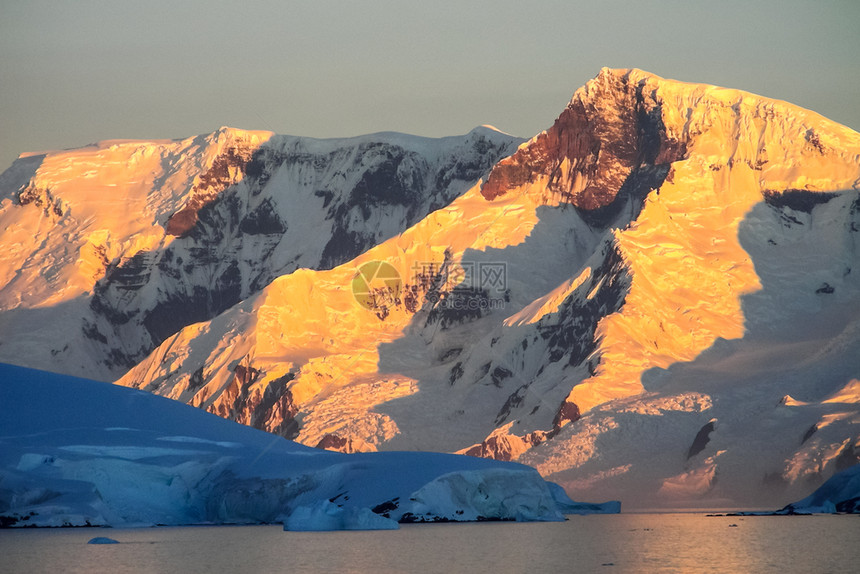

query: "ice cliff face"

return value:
[0, 126, 519, 380]
[1, 363, 596, 528]
[2, 68, 859, 510]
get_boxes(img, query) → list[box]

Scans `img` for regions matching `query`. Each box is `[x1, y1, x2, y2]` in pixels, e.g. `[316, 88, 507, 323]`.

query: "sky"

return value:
[1, 0, 858, 169]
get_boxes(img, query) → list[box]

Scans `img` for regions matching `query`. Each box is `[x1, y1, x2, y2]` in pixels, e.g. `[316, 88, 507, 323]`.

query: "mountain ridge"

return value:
[1, 68, 858, 509]
[0, 124, 521, 380]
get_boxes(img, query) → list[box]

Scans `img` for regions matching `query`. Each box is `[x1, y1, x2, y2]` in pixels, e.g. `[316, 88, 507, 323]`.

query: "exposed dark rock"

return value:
[539, 243, 631, 370]
[101, 251, 157, 290]
[371, 498, 400, 518]
[762, 189, 841, 214]
[234, 363, 260, 387]
[186, 193, 242, 244]
[437, 347, 462, 363]
[315, 434, 352, 452]
[314, 189, 335, 208]
[187, 366, 206, 392]
[238, 198, 286, 235]
[140, 289, 208, 346]
[425, 287, 493, 329]
[495, 384, 529, 424]
[359, 248, 503, 327]
[3, 117, 574, 455]
[166, 144, 257, 237]
[164, 208, 199, 238]
[352, 151, 422, 209]
[81, 321, 107, 344]
[801, 423, 818, 444]
[17, 185, 47, 207]
[88, 292, 135, 325]
[481, 69, 685, 207]
[399, 512, 453, 523]
[457, 102, 664, 437]
[461, 428, 548, 462]
[687, 420, 717, 459]
[319, 226, 364, 270]
[552, 401, 581, 428]
[251, 373, 299, 438]
[434, 133, 514, 191]
[576, 164, 669, 228]
[490, 366, 513, 388]
[105, 347, 140, 370]
[204, 362, 301, 438]
[448, 362, 464, 385]
[804, 129, 826, 154]
[850, 196, 860, 222]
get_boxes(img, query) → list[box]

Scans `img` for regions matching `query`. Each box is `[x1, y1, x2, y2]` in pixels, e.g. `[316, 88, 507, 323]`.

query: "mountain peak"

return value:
[481, 67, 860, 209]
[211, 126, 274, 144]
[480, 67, 685, 208]
[592, 66, 644, 82]
[469, 124, 516, 138]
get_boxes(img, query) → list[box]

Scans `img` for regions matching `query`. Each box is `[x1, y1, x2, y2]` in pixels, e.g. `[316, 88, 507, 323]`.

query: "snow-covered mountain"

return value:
[1, 68, 858, 511]
[0, 126, 520, 380]
[1, 363, 614, 528]
[778, 462, 860, 514]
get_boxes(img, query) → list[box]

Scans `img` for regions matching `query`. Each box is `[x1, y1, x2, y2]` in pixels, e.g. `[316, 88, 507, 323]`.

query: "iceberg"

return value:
[284, 500, 399, 531]
[0, 363, 615, 528]
[403, 468, 565, 522]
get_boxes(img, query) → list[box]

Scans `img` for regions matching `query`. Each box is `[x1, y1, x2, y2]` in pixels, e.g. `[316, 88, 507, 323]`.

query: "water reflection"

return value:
[1, 515, 858, 574]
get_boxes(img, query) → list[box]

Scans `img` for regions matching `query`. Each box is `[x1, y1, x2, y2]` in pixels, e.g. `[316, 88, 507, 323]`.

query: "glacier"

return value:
[0, 363, 615, 528]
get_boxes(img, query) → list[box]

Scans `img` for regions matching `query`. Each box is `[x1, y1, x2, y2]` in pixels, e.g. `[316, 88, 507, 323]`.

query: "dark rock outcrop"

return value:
[481, 68, 685, 209]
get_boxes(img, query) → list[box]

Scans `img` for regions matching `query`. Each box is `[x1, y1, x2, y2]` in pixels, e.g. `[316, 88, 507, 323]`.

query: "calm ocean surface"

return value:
[2, 514, 859, 573]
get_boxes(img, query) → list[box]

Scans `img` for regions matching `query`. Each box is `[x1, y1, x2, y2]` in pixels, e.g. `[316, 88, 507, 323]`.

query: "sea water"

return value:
[2, 514, 859, 573]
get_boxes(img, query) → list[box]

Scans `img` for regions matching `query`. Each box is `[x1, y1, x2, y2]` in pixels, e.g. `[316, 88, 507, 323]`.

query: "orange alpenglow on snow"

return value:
[1, 69, 859, 510]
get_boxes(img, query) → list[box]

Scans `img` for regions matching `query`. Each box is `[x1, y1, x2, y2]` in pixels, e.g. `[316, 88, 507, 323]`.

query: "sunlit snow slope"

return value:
[2, 68, 859, 510]
[0, 127, 519, 380]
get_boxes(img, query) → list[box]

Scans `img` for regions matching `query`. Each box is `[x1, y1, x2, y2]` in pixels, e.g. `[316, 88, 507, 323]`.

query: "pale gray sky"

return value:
[1, 0, 858, 168]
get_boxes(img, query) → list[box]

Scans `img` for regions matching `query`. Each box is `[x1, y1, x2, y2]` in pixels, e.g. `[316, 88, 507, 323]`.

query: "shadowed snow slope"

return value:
[0, 363, 614, 528]
[1, 68, 859, 511]
[778, 463, 860, 514]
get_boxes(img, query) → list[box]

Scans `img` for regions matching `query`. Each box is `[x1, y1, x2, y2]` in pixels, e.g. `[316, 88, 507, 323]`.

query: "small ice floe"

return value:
[87, 537, 119, 544]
